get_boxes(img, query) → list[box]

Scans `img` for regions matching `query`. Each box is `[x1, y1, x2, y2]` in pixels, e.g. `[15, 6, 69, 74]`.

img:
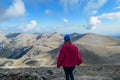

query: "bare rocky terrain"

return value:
[0, 65, 120, 80]
[0, 33, 120, 80]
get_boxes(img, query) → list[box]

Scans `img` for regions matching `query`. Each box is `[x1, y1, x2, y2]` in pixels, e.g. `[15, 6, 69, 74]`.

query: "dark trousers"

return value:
[63, 66, 75, 80]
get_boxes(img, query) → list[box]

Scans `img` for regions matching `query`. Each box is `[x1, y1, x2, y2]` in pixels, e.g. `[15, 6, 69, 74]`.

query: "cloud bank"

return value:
[45, 9, 52, 15]
[62, 18, 69, 23]
[0, 0, 26, 22]
[87, 17, 101, 30]
[84, 0, 108, 14]
[20, 20, 40, 32]
[86, 12, 120, 30]
[60, 0, 84, 12]
[60, 0, 108, 14]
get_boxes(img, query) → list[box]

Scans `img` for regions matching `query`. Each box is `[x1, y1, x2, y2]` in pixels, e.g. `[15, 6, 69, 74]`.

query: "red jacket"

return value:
[57, 43, 82, 68]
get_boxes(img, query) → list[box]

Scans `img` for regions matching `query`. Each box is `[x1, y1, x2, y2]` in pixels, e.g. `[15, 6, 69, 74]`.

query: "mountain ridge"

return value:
[0, 33, 120, 68]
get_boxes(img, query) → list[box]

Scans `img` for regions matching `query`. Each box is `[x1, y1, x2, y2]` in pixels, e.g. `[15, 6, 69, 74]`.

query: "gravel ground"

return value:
[0, 65, 120, 80]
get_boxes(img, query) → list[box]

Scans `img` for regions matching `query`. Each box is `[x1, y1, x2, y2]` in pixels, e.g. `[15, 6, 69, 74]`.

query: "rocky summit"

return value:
[0, 65, 120, 80]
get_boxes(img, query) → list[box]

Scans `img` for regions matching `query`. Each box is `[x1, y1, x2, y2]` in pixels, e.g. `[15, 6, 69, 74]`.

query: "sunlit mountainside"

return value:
[0, 33, 120, 68]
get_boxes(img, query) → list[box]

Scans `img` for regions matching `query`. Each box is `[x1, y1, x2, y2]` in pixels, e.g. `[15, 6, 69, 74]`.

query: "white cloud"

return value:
[25, 0, 53, 3]
[45, 9, 52, 15]
[98, 12, 120, 20]
[117, 0, 120, 3]
[60, 0, 84, 12]
[51, 26, 56, 29]
[91, 10, 98, 14]
[20, 20, 40, 32]
[113, 0, 120, 10]
[62, 18, 69, 23]
[0, 0, 26, 22]
[0, 27, 8, 33]
[53, 25, 85, 34]
[5, 0, 25, 17]
[87, 17, 101, 30]
[86, 12, 120, 30]
[60, 0, 108, 14]
[84, 0, 108, 14]
[113, 6, 120, 9]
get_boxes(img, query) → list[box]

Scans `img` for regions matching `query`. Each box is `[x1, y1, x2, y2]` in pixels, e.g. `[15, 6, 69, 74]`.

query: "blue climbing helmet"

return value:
[64, 35, 70, 41]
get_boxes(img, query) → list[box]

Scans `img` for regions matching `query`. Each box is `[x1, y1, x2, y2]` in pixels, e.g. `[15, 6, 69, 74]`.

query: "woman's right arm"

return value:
[57, 47, 65, 68]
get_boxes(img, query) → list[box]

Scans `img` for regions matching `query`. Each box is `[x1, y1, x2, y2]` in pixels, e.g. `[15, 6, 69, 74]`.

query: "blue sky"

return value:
[0, 0, 120, 35]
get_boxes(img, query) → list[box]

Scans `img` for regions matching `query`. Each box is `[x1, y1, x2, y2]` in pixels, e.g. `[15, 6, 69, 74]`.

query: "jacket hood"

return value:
[63, 43, 76, 53]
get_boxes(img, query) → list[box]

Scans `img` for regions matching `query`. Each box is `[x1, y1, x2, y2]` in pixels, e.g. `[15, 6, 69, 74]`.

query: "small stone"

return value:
[41, 75, 48, 80]
[47, 70, 54, 75]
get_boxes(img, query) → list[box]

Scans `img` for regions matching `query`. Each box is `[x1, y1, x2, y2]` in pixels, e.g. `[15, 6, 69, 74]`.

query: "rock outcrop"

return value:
[0, 65, 120, 80]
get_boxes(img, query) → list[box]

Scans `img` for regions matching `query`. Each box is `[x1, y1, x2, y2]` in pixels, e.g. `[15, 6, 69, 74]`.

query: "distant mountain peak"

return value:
[74, 33, 120, 46]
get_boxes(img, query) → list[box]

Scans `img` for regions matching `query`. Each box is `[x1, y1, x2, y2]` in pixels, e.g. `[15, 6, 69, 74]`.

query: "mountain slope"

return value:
[0, 33, 120, 68]
[74, 33, 120, 46]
